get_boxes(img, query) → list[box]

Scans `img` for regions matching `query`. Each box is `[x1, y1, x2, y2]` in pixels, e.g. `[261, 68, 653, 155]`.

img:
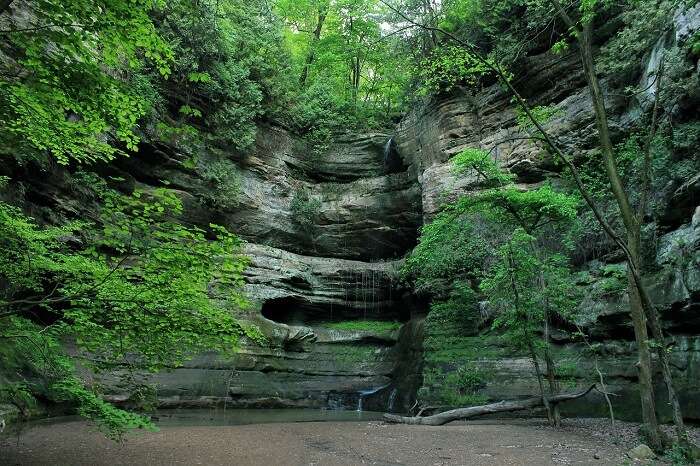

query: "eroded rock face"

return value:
[394, 50, 631, 222]
[8, 6, 700, 419]
[216, 126, 421, 261]
[109, 126, 423, 411]
[392, 13, 700, 420]
[243, 243, 404, 320]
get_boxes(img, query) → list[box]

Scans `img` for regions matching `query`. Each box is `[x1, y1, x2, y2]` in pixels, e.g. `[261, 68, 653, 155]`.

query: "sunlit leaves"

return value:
[452, 148, 515, 185]
[482, 228, 579, 352]
[0, 178, 249, 437]
[419, 45, 491, 94]
[0, 0, 173, 164]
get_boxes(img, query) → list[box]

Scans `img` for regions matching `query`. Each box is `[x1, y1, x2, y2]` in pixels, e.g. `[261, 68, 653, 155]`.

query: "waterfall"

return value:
[639, 3, 700, 105]
[356, 383, 390, 412]
[383, 136, 406, 174]
[387, 388, 398, 412]
[383, 137, 394, 167]
[639, 33, 670, 104]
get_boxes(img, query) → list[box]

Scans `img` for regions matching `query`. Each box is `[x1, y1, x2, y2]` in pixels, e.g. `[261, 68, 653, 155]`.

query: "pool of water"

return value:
[152, 408, 385, 427]
[15, 408, 386, 431]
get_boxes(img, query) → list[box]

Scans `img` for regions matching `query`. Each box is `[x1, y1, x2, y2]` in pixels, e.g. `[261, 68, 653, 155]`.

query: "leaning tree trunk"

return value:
[574, 17, 684, 449]
[378, 0, 687, 448]
[299, 6, 328, 87]
[384, 385, 597, 426]
[547, 0, 669, 448]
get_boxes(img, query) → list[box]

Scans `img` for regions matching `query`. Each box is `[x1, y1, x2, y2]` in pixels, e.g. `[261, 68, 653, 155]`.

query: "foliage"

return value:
[516, 105, 562, 131]
[408, 147, 581, 407]
[418, 280, 491, 407]
[0, 177, 250, 437]
[449, 364, 487, 394]
[198, 157, 242, 211]
[596, 263, 628, 296]
[455, 184, 579, 236]
[278, 0, 411, 131]
[425, 283, 482, 336]
[402, 209, 488, 298]
[418, 365, 488, 407]
[0, 0, 172, 164]
[418, 45, 491, 94]
[290, 187, 322, 234]
[0, 316, 155, 440]
[324, 320, 401, 332]
[663, 442, 698, 466]
[450, 149, 579, 235]
[600, 0, 681, 78]
[452, 148, 514, 185]
[154, 0, 292, 151]
[482, 229, 579, 352]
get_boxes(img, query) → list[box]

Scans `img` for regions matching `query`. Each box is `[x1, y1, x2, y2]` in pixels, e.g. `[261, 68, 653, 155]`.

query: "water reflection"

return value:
[153, 408, 384, 427]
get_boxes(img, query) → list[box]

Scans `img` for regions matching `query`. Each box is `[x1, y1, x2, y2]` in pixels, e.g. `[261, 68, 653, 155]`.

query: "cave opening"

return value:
[260, 296, 412, 326]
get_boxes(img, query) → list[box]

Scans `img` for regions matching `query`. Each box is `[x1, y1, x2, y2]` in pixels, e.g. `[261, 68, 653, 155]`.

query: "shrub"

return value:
[199, 158, 242, 211]
[290, 187, 321, 234]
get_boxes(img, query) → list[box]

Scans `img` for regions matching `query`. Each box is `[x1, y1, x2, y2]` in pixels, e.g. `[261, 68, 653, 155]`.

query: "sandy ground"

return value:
[0, 417, 659, 466]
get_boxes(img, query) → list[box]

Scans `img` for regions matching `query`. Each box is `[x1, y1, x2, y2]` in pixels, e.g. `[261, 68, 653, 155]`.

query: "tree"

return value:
[455, 149, 579, 425]
[548, 0, 687, 449]
[482, 229, 579, 426]
[0, 0, 172, 164]
[0, 175, 250, 438]
[278, 0, 410, 132]
[381, 0, 692, 451]
[404, 147, 580, 424]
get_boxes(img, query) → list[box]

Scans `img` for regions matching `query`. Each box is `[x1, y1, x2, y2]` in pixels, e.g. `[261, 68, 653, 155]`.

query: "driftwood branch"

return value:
[384, 384, 597, 426]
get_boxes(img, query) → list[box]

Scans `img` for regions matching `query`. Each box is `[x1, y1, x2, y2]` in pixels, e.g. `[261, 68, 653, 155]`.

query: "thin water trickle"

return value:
[356, 384, 391, 412]
[383, 137, 394, 167]
[387, 388, 398, 412]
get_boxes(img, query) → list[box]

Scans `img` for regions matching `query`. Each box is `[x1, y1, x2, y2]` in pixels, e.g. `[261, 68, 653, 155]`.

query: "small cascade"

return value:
[383, 137, 394, 166]
[387, 388, 398, 412]
[639, 33, 671, 103]
[356, 384, 390, 412]
[383, 136, 406, 174]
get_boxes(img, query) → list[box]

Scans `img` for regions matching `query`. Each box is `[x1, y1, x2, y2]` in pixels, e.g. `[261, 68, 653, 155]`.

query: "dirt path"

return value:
[0, 418, 637, 466]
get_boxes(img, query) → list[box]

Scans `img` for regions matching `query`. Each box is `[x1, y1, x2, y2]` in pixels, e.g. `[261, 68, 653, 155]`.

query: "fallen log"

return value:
[383, 384, 597, 426]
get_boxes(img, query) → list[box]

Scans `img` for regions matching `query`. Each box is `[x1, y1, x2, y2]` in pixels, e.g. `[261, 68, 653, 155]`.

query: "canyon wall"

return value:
[4, 4, 700, 420]
[393, 4, 700, 420]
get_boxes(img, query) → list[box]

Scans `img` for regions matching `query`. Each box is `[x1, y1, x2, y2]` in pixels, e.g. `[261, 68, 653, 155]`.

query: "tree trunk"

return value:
[545, 0, 668, 447]
[529, 342, 554, 425]
[575, 18, 683, 449]
[543, 329, 561, 426]
[379, 0, 689, 448]
[299, 6, 327, 86]
[384, 385, 597, 426]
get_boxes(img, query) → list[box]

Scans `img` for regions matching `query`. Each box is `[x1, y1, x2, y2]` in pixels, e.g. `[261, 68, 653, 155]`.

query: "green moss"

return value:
[324, 320, 400, 333]
[323, 344, 379, 362]
[418, 364, 489, 407]
[423, 335, 513, 364]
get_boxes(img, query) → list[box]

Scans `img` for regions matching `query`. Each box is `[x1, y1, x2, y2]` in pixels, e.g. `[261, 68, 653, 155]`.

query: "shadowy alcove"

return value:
[383, 137, 408, 174]
[260, 296, 413, 326]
